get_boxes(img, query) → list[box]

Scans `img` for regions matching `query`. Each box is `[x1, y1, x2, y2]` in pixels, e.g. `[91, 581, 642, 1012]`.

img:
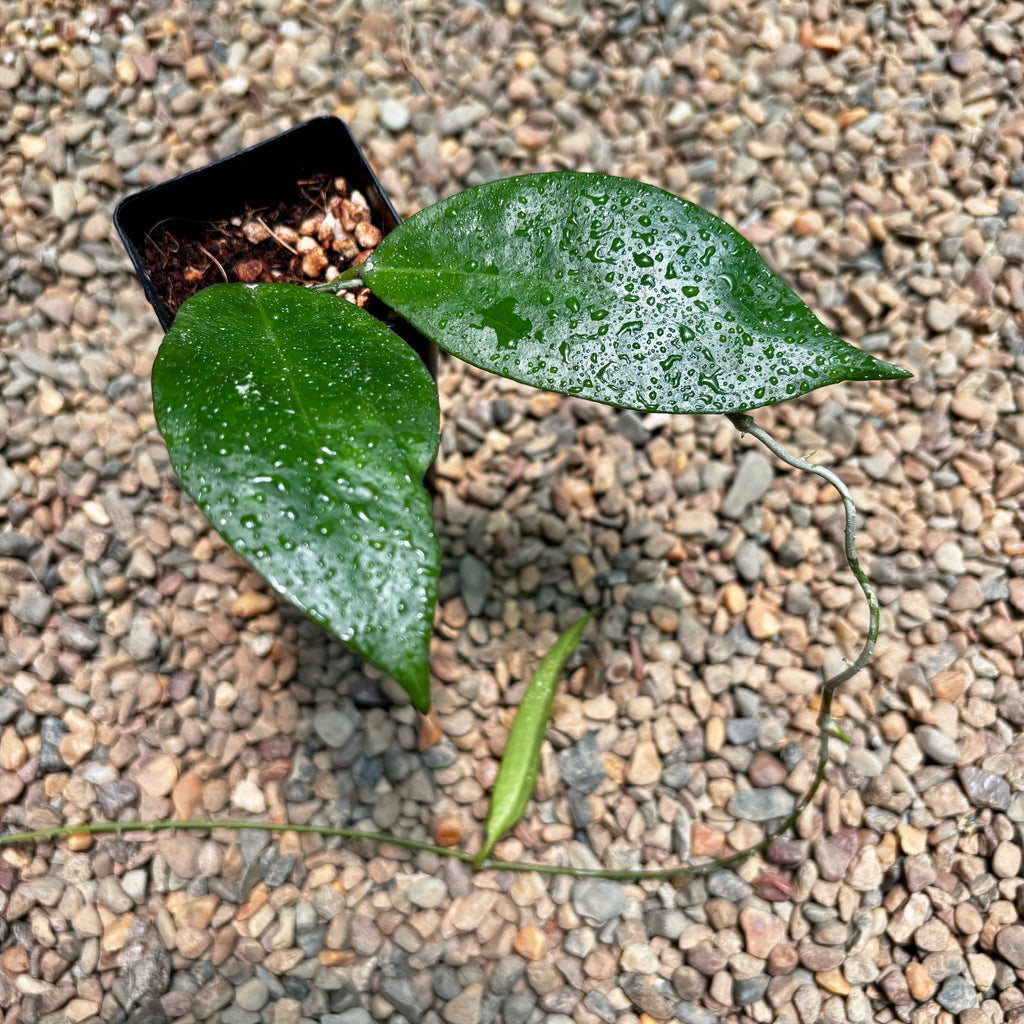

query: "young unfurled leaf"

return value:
[362, 172, 911, 415]
[152, 284, 440, 711]
[475, 612, 595, 866]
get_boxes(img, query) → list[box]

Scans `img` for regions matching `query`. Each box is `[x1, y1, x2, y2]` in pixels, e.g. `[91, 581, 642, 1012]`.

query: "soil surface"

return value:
[144, 173, 377, 317]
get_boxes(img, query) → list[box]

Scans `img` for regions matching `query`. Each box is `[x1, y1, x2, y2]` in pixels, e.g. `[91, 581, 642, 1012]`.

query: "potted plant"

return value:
[116, 116, 910, 719]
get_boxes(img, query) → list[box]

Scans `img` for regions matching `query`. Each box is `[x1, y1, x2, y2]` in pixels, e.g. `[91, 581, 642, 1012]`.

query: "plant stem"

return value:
[0, 415, 878, 884]
[725, 411, 879, 850]
[307, 276, 364, 293]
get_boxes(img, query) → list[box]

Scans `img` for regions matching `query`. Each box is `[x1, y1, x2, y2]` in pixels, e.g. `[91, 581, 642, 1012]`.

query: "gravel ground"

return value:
[2, 1, 1024, 1023]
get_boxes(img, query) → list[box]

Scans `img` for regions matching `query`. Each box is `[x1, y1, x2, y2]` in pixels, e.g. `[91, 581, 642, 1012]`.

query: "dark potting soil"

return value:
[143, 172, 379, 318]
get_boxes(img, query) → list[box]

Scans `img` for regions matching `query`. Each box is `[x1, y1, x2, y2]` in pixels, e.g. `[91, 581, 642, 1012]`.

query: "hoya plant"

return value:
[5, 172, 908, 873]
[151, 172, 909, 713]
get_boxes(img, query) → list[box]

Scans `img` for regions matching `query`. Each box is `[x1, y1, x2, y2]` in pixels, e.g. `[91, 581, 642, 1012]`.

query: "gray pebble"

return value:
[234, 978, 269, 1012]
[558, 733, 606, 794]
[379, 99, 411, 133]
[721, 452, 773, 519]
[118, 918, 171, 1013]
[612, 410, 651, 445]
[314, 708, 355, 749]
[39, 716, 66, 773]
[647, 908, 687, 940]
[936, 975, 977, 1013]
[621, 975, 677, 1019]
[0, 465, 20, 502]
[297, 929, 324, 958]
[433, 965, 462, 1001]
[313, 885, 345, 919]
[294, 902, 317, 933]
[439, 102, 487, 135]
[583, 991, 616, 1023]
[960, 766, 1011, 811]
[733, 538, 763, 582]
[220, 1009, 259, 1024]
[0, 697, 20, 725]
[572, 878, 626, 923]
[421, 741, 458, 769]
[10, 590, 53, 627]
[706, 870, 752, 901]
[0, 532, 39, 559]
[126, 1000, 167, 1024]
[779, 743, 805, 770]
[487, 955, 525, 995]
[725, 718, 760, 745]
[728, 786, 796, 821]
[677, 1003, 719, 1024]
[502, 991, 536, 1024]
[734, 975, 770, 1005]
[84, 86, 112, 111]
[98, 876, 133, 914]
[914, 725, 960, 765]
[322, 1012, 374, 1024]
[17, 875, 65, 903]
[58, 618, 99, 653]
[379, 952, 422, 1021]
[407, 876, 447, 909]
[124, 614, 161, 660]
[661, 759, 692, 790]
[459, 554, 488, 616]
[688, 157, 719, 181]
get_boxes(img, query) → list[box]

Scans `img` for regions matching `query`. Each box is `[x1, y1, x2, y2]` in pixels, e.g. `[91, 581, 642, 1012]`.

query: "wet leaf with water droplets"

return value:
[363, 173, 911, 414]
[152, 284, 439, 711]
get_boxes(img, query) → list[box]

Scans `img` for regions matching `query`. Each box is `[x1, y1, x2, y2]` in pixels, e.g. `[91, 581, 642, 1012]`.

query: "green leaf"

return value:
[152, 284, 439, 712]
[362, 173, 911, 415]
[475, 611, 595, 867]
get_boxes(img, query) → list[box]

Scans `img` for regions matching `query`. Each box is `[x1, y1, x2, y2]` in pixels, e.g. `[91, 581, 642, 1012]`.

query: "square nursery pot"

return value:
[114, 115, 435, 374]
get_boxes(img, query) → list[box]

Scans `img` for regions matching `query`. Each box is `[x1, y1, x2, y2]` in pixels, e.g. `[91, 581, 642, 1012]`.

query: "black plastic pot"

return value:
[114, 116, 435, 373]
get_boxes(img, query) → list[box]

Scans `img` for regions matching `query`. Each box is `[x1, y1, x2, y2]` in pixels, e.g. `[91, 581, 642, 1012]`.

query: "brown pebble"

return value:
[435, 817, 462, 847]
[748, 750, 787, 787]
[234, 259, 265, 282]
[767, 944, 799, 975]
[793, 210, 825, 236]
[1, 947, 29, 973]
[993, 841, 1022, 879]
[798, 942, 844, 972]
[690, 821, 726, 858]
[172, 770, 204, 820]
[904, 961, 937, 1000]
[740, 906, 787, 959]
[230, 592, 276, 619]
[995, 923, 1024, 968]
[626, 737, 662, 786]
[815, 968, 851, 996]
[0, 729, 28, 771]
[746, 598, 780, 638]
[272, 225, 300, 246]
[135, 753, 179, 798]
[66, 831, 94, 852]
[301, 246, 328, 278]
[101, 913, 135, 954]
[319, 949, 357, 966]
[513, 924, 547, 961]
[354, 221, 383, 249]
[241, 220, 271, 243]
[722, 582, 747, 614]
[947, 576, 985, 611]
